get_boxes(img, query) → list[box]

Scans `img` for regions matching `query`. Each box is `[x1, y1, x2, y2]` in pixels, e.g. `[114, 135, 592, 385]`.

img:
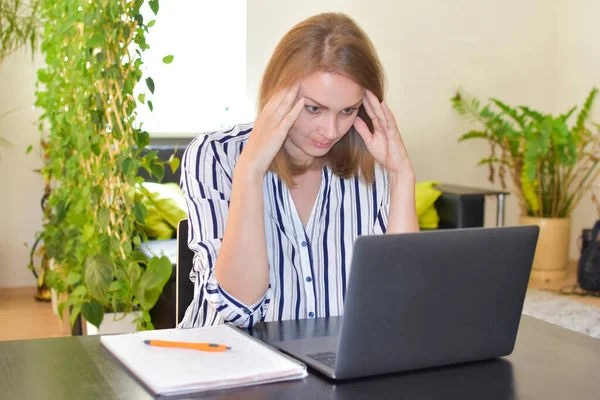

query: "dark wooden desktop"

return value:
[1, 315, 599, 399]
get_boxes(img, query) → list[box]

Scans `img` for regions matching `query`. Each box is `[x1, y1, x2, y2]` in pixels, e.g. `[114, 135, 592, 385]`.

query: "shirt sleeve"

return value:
[179, 135, 271, 328]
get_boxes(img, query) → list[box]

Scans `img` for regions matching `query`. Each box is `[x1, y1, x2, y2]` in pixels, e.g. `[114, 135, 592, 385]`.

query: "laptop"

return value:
[272, 225, 539, 380]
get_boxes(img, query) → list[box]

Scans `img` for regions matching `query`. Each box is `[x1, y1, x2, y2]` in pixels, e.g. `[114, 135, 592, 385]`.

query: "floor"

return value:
[528, 260, 600, 307]
[1, 261, 598, 342]
[0, 286, 69, 341]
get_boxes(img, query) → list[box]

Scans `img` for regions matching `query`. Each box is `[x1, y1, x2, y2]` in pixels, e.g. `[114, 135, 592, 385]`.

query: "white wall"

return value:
[0, 50, 45, 287]
[556, 0, 600, 259]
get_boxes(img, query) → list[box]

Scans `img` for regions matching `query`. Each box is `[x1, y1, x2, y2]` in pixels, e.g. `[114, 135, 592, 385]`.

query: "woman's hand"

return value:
[355, 90, 419, 233]
[238, 83, 305, 179]
[353, 90, 414, 179]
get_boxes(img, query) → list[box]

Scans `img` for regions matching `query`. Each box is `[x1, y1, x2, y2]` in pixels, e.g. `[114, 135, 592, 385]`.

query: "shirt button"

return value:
[301, 241, 308, 247]
[305, 277, 312, 283]
[308, 312, 315, 318]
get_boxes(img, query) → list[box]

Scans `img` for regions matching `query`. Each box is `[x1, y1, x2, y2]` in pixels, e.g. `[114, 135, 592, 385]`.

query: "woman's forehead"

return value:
[299, 71, 364, 109]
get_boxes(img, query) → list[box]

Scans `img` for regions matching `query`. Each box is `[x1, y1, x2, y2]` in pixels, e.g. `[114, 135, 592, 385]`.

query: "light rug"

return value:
[523, 289, 600, 339]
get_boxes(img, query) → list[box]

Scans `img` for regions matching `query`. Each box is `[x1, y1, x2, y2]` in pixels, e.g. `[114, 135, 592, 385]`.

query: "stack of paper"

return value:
[100, 323, 307, 396]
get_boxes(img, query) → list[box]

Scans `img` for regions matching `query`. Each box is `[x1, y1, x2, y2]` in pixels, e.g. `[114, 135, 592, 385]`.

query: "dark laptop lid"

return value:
[334, 225, 539, 379]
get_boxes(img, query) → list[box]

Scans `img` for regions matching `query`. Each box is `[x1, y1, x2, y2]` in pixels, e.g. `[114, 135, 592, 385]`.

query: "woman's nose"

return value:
[321, 118, 338, 140]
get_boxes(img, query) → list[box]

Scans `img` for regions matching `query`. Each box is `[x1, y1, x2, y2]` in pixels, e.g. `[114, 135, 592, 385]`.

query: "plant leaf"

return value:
[146, 77, 155, 94]
[72, 285, 88, 297]
[136, 130, 150, 149]
[82, 300, 104, 328]
[134, 202, 147, 223]
[98, 208, 110, 228]
[70, 304, 82, 328]
[135, 256, 172, 310]
[150, 162, 164, 181]
[169, 157, 180, 174]
[65, 272, 82, 286]
[458, 130, 487, 142]
[83, 254, 114, 302]
[122, 157, 136, 176]
[149, 0, 159, 15]
[86, 34, 105, 48]
[162, 55, 174, 64]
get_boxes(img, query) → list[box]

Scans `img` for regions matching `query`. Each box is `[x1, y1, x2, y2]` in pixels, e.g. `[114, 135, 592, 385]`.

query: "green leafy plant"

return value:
[451, 88, 599, 218]
[0, 0, 42, 61]
[35, 0, 176, 330]
[1, 0, 43, 154]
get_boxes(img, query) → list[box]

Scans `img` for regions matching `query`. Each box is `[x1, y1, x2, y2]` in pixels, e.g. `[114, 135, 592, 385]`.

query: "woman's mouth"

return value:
[311, 139, 333, 148]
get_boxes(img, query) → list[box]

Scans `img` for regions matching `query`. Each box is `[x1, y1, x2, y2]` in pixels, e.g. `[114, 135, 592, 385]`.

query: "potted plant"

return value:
[451, 87, 599, 281]
[36, 0, 175, 333]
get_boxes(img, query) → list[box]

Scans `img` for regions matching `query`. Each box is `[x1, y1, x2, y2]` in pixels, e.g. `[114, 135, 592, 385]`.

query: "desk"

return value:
[1, 316, 598, 399]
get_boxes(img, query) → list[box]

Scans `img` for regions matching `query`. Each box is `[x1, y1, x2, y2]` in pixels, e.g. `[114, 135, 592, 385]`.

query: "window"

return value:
[135, 1, 250, 137]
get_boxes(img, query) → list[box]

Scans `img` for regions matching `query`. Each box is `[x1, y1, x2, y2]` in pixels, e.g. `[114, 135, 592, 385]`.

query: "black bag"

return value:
[578, 219, 600, 292]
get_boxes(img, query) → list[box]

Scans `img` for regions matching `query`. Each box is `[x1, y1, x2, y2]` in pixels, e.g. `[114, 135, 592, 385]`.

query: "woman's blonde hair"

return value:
[258, 12, 385, 186]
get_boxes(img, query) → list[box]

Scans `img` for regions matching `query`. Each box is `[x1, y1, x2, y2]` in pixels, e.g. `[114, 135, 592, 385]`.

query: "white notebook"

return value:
[100, 323, 307, 396]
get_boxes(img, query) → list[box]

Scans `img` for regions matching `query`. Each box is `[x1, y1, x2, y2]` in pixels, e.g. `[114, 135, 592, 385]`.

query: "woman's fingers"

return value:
[264, 86, 290, 115]
[381, 102, 402, 138]
[362, 92, 377, 123]
[280, 98, 305, 132]
[365, 90, 387, 123]
[362, 91, 388, 136]
[274, 82, 301, 123]
[353, 116, 374, 146]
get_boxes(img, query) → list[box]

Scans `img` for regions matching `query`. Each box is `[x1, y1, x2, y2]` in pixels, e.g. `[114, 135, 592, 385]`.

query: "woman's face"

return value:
[284, 71, 365, 166]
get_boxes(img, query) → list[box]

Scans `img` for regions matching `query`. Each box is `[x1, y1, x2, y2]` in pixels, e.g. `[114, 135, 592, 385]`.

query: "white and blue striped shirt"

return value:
[179, 123, 390, 328]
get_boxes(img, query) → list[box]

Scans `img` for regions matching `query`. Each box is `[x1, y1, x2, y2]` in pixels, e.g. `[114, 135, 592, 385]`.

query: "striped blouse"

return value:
[179, 122, 390, 328]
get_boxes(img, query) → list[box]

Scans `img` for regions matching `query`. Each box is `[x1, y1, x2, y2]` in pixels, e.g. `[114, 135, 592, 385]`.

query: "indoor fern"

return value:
[451, 88, 599, 218]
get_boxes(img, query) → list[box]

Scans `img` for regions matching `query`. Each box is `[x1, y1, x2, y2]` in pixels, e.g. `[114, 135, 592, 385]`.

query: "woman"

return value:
[179, 12, 419, 328]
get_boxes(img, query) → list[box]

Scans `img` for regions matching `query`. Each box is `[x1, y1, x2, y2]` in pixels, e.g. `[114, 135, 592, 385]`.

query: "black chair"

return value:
[176, 219, 195, 326]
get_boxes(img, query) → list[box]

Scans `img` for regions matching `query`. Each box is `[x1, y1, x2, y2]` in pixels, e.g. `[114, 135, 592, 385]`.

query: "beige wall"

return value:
[247, 0, 556, 236]
[0, 50, 45, 287]
[556, 0, 600, 259]
[0, 0, 597, 287]
[247, 0, 596, 259]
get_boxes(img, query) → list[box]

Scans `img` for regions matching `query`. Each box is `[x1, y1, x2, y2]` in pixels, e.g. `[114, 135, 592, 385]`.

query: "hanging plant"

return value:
[35, 0, 175, 330]
[0, 0, 42, 61]
[1, 0, 43, 152]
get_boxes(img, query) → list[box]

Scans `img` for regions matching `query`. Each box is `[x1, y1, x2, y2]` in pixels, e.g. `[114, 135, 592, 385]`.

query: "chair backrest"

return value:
[176, 219, 196, 326]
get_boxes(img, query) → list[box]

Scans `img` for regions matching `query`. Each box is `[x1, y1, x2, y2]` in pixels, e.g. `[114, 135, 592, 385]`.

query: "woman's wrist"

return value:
[387, 167, 419, 234]
[388, 168, 416, 189]
[235, 154, 267, 185]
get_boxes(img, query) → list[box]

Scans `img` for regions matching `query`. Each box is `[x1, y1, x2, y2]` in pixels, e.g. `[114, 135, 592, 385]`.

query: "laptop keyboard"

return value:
[307, 351, 337, 368]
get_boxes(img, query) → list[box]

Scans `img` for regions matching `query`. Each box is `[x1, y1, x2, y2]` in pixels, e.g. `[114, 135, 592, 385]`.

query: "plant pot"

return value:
[519, 216, 570, 281]
[84, 311, 141, 335]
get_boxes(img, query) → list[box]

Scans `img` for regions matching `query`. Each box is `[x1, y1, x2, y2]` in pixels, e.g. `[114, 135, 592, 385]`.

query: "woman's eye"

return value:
[306, 105, 321, 114]
[341, 108, 357, 116]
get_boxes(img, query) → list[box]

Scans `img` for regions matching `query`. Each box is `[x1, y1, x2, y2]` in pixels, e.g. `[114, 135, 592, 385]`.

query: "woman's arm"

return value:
[387, 171, 420, 234]
[354, 90, 419, 234]
[213, 84, 305, 305]
[213, 165, 270, 305]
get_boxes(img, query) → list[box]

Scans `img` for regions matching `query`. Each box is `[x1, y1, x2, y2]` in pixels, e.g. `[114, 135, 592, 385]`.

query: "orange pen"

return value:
[143, 340, 232, 352]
